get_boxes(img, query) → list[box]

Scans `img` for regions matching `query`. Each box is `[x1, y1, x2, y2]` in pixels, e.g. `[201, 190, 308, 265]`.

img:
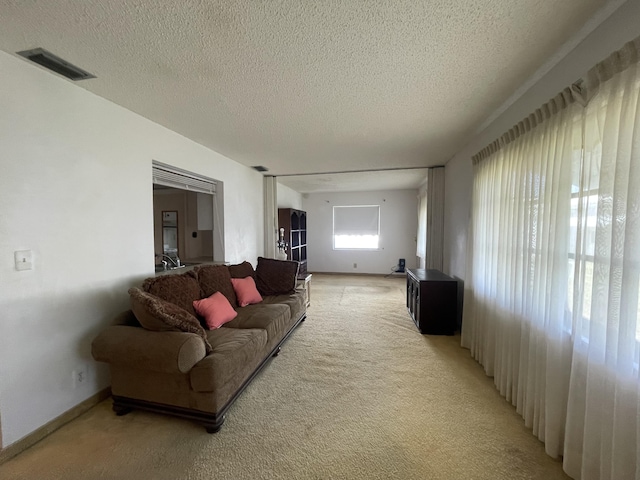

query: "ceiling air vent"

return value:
[252, 166, 269, 172]
[16, 48, 96, 81]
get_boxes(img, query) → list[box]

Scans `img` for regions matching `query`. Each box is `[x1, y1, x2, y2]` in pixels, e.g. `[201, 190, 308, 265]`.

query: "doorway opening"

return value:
[152, 161, 224, 269]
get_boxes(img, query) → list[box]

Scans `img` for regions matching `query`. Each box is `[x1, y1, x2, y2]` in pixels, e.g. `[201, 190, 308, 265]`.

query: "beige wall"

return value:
[303, 189, 418, 275]
[277, 182, 303, 210]
[0, 50, 264, 448]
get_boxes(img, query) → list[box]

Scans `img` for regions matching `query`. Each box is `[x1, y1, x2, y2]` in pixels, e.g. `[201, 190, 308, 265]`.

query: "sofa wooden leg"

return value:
[272, 346, 281, 357]
[205, 416, 224, 433]
[113, 403, 132, 416]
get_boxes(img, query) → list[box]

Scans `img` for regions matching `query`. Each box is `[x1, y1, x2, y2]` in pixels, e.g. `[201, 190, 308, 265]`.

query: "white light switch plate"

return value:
[15, 250, 33, 271]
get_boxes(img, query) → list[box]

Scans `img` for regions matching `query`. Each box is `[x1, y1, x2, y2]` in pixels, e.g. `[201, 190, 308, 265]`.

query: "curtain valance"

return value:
[472, 35, 640, 166]
[472, 88, 576, 164]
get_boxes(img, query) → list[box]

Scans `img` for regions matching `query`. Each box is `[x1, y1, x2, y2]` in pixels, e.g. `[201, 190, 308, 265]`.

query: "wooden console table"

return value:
[406, 268, 457, 335]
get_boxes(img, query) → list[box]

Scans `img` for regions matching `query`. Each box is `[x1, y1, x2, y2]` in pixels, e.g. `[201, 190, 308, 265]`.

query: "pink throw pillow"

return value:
[231, 277, 263, 307]
[193, 292, 238, 330]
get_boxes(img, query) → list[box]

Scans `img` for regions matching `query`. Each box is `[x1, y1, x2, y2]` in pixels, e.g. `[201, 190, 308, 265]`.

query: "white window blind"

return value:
[333, 206, 379, 236]
[152, 162, 216, 195]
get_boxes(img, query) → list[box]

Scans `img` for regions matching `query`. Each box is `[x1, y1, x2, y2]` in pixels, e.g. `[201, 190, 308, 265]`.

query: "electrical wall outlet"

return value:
[353, 263, 357, 268]
[72, 365, 87, 388]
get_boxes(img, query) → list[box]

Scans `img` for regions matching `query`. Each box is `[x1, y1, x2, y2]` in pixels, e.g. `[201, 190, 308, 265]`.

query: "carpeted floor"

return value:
[0, 274, 570, 480]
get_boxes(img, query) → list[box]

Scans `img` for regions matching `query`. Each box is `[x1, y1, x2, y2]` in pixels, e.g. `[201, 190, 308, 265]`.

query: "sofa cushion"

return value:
[261, 293, 306, 322]
[190, 327, 268, 392]
[193, 292, 238, 330]
[255, 257, 299, 296]
[224, 303, 291, 349]
[228, 261, 255, 279]
[195, 264, 237, 307]
[231, 277, 263, 307]
[128, 287, 213, 354]
[141, 271, 200, 317]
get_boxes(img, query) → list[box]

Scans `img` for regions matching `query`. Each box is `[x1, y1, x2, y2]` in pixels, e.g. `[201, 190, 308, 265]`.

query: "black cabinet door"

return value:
[406, 269, 457, 335]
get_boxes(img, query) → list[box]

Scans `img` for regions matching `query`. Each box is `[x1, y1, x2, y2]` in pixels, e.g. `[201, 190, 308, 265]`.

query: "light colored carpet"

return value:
[0, 274, 570, 480]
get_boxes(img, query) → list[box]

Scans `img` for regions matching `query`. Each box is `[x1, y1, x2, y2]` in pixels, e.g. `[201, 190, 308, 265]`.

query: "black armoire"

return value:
[278, 208, 307, 275]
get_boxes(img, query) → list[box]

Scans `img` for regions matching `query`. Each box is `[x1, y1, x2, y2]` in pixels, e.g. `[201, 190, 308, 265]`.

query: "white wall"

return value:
[0, 51, 264, 447]
[443, 0, 640, 281]
[276, 182, 303, 210]
[303, 190, 418, 275]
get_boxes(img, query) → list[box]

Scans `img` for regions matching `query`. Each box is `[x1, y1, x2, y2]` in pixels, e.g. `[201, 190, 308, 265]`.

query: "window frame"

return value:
[332, 205, 381, 251]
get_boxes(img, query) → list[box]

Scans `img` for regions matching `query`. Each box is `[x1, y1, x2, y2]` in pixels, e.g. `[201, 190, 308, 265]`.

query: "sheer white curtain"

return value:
[462, 37, 640, 479]
[416, 187, 427, 267]
[563, 39, 640, 480]
[264, 176, 278, 258]
[426, 167, 445, 271]
[416, 167, 445, 270]
[462, 89, 581, 456]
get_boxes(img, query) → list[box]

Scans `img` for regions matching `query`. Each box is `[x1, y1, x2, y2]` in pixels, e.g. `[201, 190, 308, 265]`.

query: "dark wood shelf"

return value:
[278, 208, 307, 274]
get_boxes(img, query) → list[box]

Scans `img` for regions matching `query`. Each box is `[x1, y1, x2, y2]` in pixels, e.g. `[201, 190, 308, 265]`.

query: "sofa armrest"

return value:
[91, 325, 206, 374]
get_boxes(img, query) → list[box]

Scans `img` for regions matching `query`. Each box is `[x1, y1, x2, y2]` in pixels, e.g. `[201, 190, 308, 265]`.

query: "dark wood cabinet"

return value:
[278, 208, 307, 275]
[406, 268, 457, 335]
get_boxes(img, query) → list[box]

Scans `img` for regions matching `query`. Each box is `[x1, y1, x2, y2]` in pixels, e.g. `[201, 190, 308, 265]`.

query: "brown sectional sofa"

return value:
[91, 257, 306, 432]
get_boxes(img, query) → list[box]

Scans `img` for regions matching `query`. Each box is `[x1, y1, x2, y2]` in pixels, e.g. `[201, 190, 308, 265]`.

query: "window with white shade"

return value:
[333, 205, 380, 249]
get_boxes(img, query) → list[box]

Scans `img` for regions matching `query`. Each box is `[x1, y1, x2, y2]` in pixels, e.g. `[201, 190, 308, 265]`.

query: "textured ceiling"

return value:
[0, 0, 615, 191]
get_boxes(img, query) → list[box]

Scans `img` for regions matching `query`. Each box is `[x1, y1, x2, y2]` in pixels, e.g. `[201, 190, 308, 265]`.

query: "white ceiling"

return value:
[0, 0, 615, 192]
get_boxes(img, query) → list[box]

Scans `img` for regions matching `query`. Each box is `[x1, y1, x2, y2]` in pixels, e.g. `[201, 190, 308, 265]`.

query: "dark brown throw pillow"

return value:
[228, 261, 255, 279]
[129, 287, 213, 354]
[141, 270, 200, 317]
[195, 264, 237, 307]
[255, 257, 299, 296]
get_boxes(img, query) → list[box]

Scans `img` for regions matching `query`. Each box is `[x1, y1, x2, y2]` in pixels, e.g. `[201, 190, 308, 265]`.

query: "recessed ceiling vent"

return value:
[252, 166, 269, 172]
[16, 48, 96, 81]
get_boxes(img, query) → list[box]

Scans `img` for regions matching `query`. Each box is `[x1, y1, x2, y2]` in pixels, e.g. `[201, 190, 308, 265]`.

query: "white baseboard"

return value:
[0, 388, 111, 465]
